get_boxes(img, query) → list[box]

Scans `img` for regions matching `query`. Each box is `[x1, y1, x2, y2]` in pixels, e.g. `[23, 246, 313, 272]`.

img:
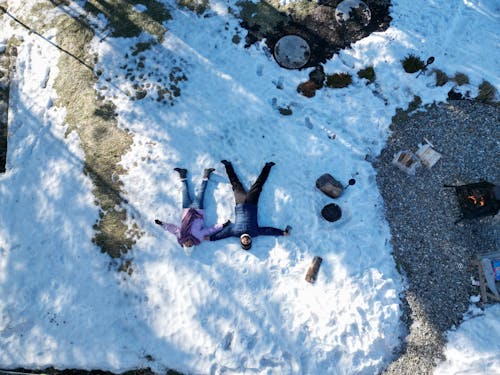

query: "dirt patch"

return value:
[48, 10, 136, 259]
[236, 0, 391, 67]
[38, 0, 172, 261]
[84, 0, 171, 40]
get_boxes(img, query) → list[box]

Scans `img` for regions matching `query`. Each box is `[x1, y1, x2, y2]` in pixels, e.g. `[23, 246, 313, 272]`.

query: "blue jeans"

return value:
[181, 179, 208, 209]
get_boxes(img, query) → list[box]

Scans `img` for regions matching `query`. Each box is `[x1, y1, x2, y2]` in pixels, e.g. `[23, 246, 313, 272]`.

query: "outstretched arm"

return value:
[200, 223, 224, 237]
[161, 222, 181, 236]
[209, 224, 234, 241]
[257, 226, 287, 236]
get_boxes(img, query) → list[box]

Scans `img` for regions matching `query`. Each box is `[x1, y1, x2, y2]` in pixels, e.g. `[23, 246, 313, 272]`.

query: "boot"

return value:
[203, 168, 215, 179]
[221, 160, 231, 167]
[173, 167, 187, 179]
[266, 161, 276, 167]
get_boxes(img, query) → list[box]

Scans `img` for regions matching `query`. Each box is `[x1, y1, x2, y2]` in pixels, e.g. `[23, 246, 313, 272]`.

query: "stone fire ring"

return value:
[273, 35, 311, 69]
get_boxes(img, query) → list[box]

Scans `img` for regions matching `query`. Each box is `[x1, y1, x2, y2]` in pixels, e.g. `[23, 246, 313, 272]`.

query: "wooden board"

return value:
[475, 251, 500, 303]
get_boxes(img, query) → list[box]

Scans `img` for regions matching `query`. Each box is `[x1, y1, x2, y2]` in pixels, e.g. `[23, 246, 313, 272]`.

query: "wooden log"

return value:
[305, 256, 323, 283]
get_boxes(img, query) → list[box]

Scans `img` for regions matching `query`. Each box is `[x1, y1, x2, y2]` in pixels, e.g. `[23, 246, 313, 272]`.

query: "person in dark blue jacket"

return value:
[209, 160, 291, 250]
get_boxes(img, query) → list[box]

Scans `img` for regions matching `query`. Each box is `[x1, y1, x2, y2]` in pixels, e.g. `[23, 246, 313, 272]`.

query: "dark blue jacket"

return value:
[209, 203, 284, 241]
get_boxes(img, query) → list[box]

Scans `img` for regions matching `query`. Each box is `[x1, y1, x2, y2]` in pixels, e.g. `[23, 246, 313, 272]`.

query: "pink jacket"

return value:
[161, 208, 223, 243]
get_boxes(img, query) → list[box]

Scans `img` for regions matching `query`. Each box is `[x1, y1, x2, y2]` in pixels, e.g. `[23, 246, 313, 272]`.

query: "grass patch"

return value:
[0, 38, 21, 173]
[325, 73, 352, 88]
[237, 1, 290, 36]
[433, 69, 448, 87]
[453, 72, 469, 86]
[131, 42, 155, 56]
[401, 54, 425, 73]
[391, 95, 424, 125]
[51, 12, 136, 259]
[357, 66, 375, 83]
[268, 0, 317, 20]
[476, 80, 497, 103]
[177, 0, 210, 15]
[84, 0, 171, 41]
[407, 95, 422, 112]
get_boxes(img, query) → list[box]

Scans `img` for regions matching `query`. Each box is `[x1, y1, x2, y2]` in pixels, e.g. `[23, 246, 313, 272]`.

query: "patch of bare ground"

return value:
[42, 0, 173, 263]
[236, 0, 391, 67]
[49, 10, 136, 260]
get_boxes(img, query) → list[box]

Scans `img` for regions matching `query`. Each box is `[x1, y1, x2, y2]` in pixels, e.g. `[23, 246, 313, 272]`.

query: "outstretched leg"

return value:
[175, 168, 193, 208]
[222, 160, 247, 204]
[246, 162, 275, 205]
[194, 168, 215, 209]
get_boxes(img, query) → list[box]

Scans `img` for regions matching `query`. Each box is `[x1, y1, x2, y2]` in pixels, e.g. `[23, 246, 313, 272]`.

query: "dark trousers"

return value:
[223, 162, 272, 205]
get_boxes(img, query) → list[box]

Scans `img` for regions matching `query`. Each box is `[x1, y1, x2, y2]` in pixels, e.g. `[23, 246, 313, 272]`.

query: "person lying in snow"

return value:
[155, 167, 228, 248]
[209, 160, 291, 250]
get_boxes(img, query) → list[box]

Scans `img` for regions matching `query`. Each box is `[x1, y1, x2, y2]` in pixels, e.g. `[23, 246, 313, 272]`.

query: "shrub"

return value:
[401, 54, 425, 73]
[407, 95, 422, 112]
[325, 73, 352, 88]
[357, 66, 375, 83]
[476, 81, 497, 103]
[433, 69, 448, 87]
[453, 72, 469, 86]
[297, 80, 319, 98]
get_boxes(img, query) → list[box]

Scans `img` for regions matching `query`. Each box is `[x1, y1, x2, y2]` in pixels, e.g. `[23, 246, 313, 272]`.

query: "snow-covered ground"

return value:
[0, 0, 498, 374]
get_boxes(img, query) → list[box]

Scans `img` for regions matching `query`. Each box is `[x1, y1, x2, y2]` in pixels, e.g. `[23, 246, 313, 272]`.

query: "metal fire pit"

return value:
[445, 181, 500, 223]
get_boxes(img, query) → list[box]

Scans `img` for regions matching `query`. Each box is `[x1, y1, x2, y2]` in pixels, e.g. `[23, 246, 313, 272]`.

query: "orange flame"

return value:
[467, 195, 486, 206]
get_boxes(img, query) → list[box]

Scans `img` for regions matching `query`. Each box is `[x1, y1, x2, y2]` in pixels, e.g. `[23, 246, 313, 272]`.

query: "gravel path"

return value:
[375, 100, 499, 374]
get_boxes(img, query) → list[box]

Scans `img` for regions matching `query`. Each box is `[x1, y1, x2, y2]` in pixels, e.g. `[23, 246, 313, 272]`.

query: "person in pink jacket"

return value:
[155, 167, 228, 248]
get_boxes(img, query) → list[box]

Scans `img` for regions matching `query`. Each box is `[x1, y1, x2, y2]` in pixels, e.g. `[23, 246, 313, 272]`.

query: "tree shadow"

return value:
[0, 97, 192, 373]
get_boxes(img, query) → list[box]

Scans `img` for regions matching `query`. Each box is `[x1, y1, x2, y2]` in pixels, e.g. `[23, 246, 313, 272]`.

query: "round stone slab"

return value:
[273, 35, 311, 69]
[321, 203, 342, 222]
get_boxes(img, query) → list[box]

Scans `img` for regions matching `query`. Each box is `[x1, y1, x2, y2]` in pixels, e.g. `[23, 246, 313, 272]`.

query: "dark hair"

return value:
[240, 234, 252, 250]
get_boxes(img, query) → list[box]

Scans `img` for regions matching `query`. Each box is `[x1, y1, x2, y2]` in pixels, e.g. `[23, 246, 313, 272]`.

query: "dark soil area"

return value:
[238, 0, 391, 67]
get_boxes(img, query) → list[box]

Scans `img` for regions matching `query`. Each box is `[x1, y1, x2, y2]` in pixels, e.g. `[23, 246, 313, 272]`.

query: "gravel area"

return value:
[374, 99, 499, 374]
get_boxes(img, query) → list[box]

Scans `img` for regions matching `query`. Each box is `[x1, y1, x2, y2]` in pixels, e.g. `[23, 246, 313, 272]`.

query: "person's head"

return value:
[240, 234, 252, 250]
[182, 238, 194, 248]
